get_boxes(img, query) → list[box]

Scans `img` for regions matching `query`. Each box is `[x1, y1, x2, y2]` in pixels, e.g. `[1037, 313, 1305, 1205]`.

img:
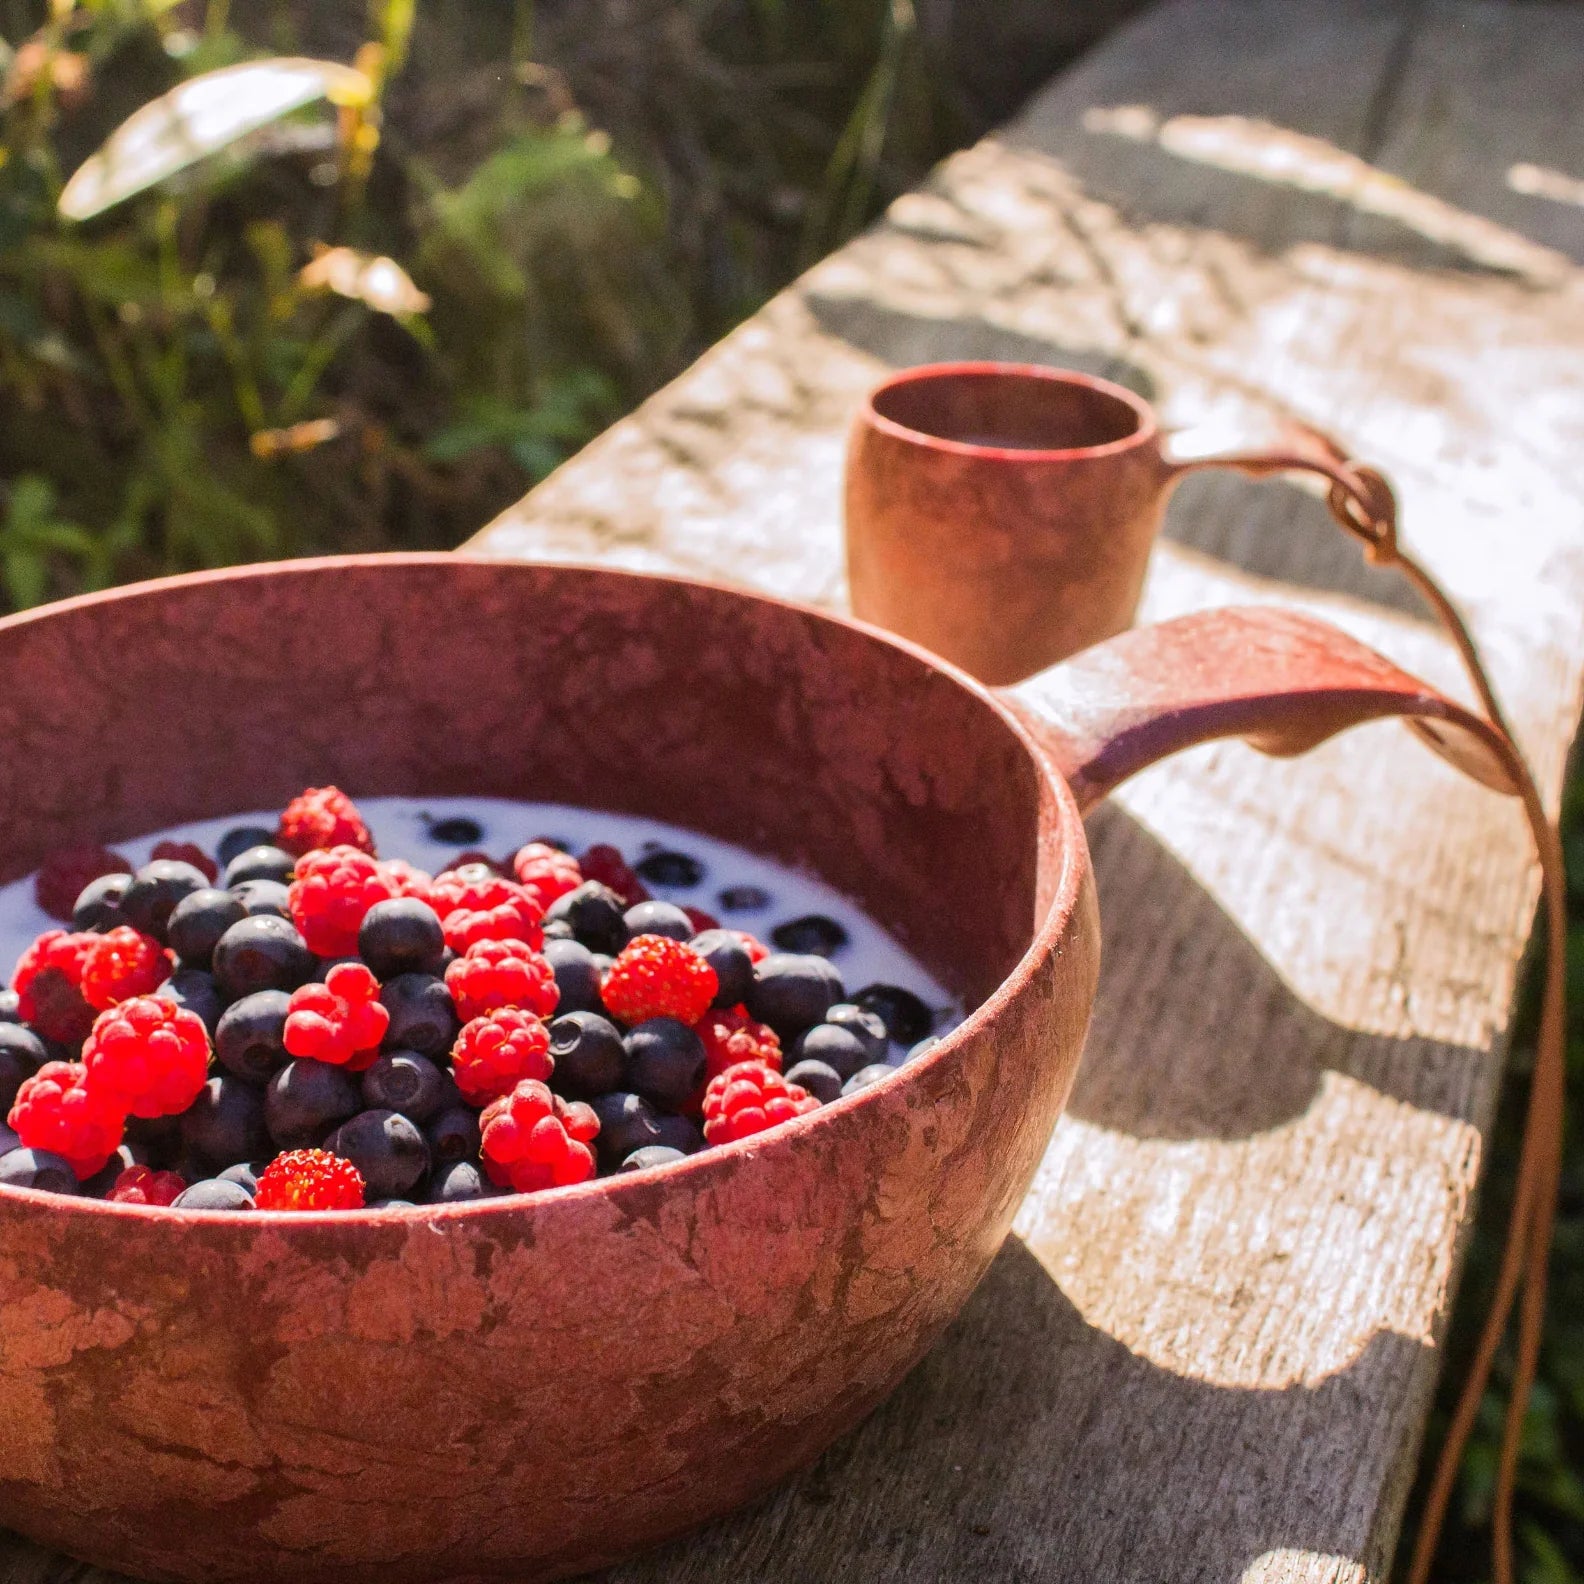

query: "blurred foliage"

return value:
[1398, 769, 1584, 1580]
[0, 0, 959, 606]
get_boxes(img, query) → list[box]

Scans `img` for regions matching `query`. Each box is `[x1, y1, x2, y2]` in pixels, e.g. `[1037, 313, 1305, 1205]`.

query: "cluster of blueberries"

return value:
[0, 815, 941, 1208]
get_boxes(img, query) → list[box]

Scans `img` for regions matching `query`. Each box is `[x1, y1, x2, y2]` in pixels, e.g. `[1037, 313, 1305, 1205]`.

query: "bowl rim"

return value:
[0, 553, 1091, 1226]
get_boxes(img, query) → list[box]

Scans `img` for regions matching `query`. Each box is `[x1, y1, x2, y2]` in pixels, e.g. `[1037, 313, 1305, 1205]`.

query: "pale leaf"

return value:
[298, 245, 431, 315]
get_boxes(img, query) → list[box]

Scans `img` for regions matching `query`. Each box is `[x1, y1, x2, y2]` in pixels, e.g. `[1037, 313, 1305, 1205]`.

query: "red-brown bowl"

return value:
[0, 556, 1517, 1584]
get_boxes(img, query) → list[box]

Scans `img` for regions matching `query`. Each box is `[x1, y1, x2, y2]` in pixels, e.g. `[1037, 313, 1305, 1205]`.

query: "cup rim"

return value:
[860, 360, 1159, 462]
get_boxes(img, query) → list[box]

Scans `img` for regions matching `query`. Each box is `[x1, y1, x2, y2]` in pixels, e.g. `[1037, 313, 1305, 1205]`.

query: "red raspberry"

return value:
[445, 939, 559, 1023]
[82, 996, 211, 1119]
[283, 962, 390, 1069]
[34, 845, 132, 923]
[277, 786, 376, 858]
[701, 1060, 818, 1145]
[578, 844, 649, 906]
[427, 865, 543, 954]
[149, 841, 218, 883]
[698, 1006, 782, 1082]
[106, 1164, 187, 1206]
[479, 1079, 598, 1193]
[682, 905, 720, 935]
[255, 1148, 366, 1211]
[7, 1061, 124, 1178]
[12, 929, 97, 1045]
[81, 927, 172, 1010]
[450, 1006, 552, 1106]
[379, 858, 435, 904]
[288, 845, 397, 957]
[601, 935, 717, 1027]
[511, 843, 584, 911]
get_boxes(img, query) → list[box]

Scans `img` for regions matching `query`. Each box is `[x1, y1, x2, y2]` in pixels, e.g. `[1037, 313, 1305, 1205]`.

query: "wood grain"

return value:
[9, 1, 1584, 1582]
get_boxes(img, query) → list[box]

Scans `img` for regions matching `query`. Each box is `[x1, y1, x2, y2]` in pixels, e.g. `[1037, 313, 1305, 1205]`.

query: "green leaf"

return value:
[58, 57, 373, 221]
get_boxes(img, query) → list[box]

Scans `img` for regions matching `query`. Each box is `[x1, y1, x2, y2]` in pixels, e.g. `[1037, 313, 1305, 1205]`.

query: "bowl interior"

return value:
[0, 557, 1056, 1009]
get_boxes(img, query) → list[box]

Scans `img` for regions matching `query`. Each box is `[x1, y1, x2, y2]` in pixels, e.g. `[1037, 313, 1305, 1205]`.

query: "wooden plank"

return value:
[8, 2, 1583, 1582]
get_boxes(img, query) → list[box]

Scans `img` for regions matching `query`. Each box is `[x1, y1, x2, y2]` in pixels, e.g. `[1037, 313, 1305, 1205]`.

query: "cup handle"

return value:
[997, 605, 1522, 814]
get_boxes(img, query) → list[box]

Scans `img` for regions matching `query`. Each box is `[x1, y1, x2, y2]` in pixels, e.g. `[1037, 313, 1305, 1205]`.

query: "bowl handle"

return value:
[997, 604, 1523, 814]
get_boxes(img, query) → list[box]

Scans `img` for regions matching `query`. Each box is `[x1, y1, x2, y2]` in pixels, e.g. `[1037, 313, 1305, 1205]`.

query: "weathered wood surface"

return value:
[8, 2, 1584, 1583]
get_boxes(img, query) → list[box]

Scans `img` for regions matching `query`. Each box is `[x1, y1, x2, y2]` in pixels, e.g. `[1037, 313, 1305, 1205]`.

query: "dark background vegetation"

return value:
[0, 2, 1578, 1580]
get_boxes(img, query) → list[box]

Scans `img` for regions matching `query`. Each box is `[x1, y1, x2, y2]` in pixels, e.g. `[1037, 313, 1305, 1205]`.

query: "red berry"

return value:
[12, 929, 97, 1045]
[283, 962, 390, 1069]
[440, 850, 505, 876]
[694, 1007, 782, 1097]
[255, 1148, 366, 1211]
[445, 939, 559, 1023]
[34, 845, 132, 923]
[682, 905, 720, 935]
[82, 996, 211, 1119]
[578, 844, 649, 906]
[7, 1061, 124, 1178]
[450, 1006, 552, 1106]
[149, 841, 218, 883]
[601, 936, 717, 1027]
[701, 1060, 817, 1145]
[479, 1079, 598, 1193]
[379, 858, 435, 904]
[511, 843, 583, 911]
[427, 865, 543, 954]
[277, 787, 375, 859]
[106, 1164, 187, 1206]
[80, 926, 172, 1010]
[288, 845, 397, 957]
[732, 930, 769, 964]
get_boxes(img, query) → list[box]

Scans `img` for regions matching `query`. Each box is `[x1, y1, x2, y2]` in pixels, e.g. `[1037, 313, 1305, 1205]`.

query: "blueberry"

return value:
[122, 859, 210, 941]
[852, 983, 933, 1046]
[212, 915, 313, 999]
[770, 914, 849, 956]
[745, 953, 842, 1039]
[717, 884, 770, 912]
[623, 1018, 706, 1110]
[124, 1113, 183, 1168]
[784, 1058, 844, 1104]
[0, 1122, 19, 1159]
[182, 1076, 271, 1170]
[361, 1050, 446, 1121]
[634, 851, 705, 888]
[369, 1198, 417, 1210]
[622, 900, 694, 943]
[425, 815, 484, 846]
[542, 919, 574, 941]
[790, 1021, 881, 1079]
[173, 1179, 253, 1211]
[82, 1143, 140, 1198]
[0, 1148, 78, 1194]
[619, 1145, 687, 1172]
[546, 881, 628, 955]
[324, 1109, 430, 1200]
[426, 1159, 492, 1203]
[688, 928, 754, 1007]
[231, 879, 291, 919]
[167, 888, 247, 970]
[359, 897, 446, 979]
[214, 990, 292, 1084]
[217, 826, 276, 869]
[547, 1011, 625, 1100]
[73, 872, 132, 932]
[424, 1105, 481, 1166]
[0, 989, 21, 1024]
[155, 968, 226, 1036]
[217, 1161, 261, 1195]
[222, 845, 295, 888]
[825, 1002, 890, 1060]
[0, 1024, 46, 1114]
[543, 938, 604, 1014]
[379, 973, 458, 1058]
[266, 1059, 362, 1150]
[649, 1113, 704, 1156]
[842, 1063, 894, 1097]
[906, 1036, 940, 1062]
[590, 1091, 666, 1171]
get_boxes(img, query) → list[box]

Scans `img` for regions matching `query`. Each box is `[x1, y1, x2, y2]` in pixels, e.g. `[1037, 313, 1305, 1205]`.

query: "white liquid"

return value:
[0, 797, 960, 1053]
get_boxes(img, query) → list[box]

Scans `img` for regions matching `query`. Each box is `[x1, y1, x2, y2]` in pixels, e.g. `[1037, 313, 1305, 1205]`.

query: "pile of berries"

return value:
[0, 789, 940, 1212]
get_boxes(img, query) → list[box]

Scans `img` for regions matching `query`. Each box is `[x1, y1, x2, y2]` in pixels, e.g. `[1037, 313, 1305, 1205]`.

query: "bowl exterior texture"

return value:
[0, 557, 1099, 1583]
